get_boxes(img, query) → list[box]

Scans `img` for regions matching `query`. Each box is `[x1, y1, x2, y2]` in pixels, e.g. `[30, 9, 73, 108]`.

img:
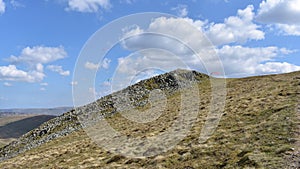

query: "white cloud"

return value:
[3, 82, 12, 87]
[171, 4, 188, 17]
[8, 46, 67, 65]
[0, 45, 68, 83]
[47, 65, 70, 76]
[112, 49, 192, 91]
[84, 58, 111, 70]
[40, 87, 46, 91]
[257, 0, 300, 24]
[116, 5, 299, 82]
[256, 62, 300, 74]
[256, 0, 300, 36]
[66, 0, 111, 13]
[84, 61, 99, 70]
[102, 58, 111, 69]
[0, 0, 5, 14]
[122, 25, 144, 39]
[276, 24, 300, 36]
[121, 17, 208, 55]
[217, 45, 299, 76]
[122, 6, 264, 50]
[0, 65, 45, 82]
[206, 5, 264, 45]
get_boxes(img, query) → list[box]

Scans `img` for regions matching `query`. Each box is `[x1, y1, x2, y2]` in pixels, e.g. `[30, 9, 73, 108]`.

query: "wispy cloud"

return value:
[65, 0, 111, 13]
[0, 0, 5, 14]
[171, 4, 188, 17]
[84, 58, 111, 70]
[10, 0, 25, 9]
[47, 65, 70, 76]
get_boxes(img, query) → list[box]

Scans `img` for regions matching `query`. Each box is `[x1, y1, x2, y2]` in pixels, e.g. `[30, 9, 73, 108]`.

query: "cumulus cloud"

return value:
[47, 65, 70, 76]
[118, 12, 298, 80]
[8, 46, 67, 65]
[0, 65, 45, 82]
[217, 45, 299, 76]
[256, 62, 300, 74]
[121, 17, 208, 55]
[84, 58, 111, 70]
[112, 49, 198, 91]
[206, 5, 264, 45]
[0, 0, 5, 14]
[171, 4, 188, 17]
[257, 0, 300, 24]
[122, 5, 264, 50]
[1, 46, 68, 83]
[256, 0, 300, 36]
[66, 0, 111, 13]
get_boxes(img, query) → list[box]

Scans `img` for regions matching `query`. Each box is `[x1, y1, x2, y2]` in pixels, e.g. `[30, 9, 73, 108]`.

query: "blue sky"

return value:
[0, 0, 299, 108]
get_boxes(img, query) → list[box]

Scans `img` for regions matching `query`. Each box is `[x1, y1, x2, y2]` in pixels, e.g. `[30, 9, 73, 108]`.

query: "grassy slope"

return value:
[0, 71, 299, 168]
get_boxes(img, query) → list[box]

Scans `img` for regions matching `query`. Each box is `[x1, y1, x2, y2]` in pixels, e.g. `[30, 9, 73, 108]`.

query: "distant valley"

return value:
[0, 107, 71, 148]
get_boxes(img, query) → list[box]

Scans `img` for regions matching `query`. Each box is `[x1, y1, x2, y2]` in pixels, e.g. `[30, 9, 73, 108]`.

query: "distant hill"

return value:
[0, 69, 299, 168]
[0, 107, 72, 116]
[0, 107, 70, 148]
[0, 115, 56, 139]
[0, 115, 56, 148]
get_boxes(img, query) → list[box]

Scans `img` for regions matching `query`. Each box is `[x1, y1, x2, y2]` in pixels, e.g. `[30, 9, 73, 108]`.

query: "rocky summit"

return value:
[0, 69, 300, 169]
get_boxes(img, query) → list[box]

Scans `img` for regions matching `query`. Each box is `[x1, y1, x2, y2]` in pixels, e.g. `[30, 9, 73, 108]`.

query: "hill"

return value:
[0, 107, 72, 116]
[0, 69, 299, 168]
[0, 115, 56, 148]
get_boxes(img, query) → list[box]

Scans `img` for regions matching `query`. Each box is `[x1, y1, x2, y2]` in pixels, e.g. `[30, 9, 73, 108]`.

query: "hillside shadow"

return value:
[0, 115, 56, 139]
